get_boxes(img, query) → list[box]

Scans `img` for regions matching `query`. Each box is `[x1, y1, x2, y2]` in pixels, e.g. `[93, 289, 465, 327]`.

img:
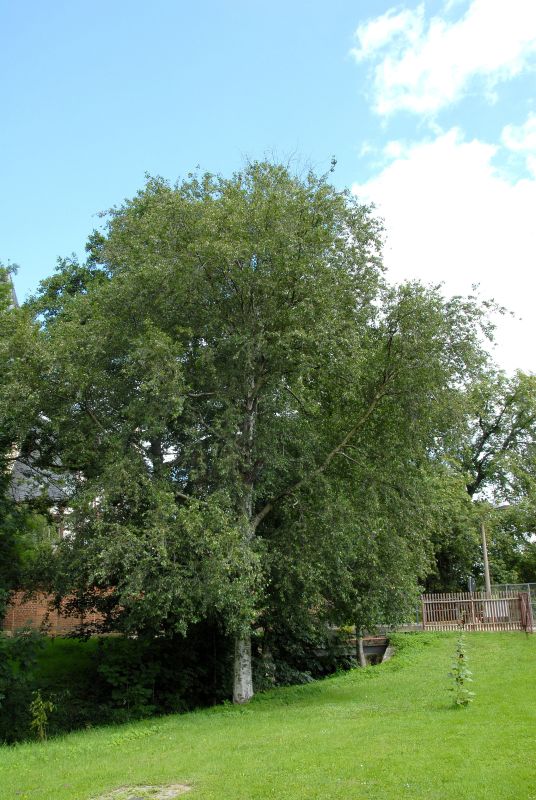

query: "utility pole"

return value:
[479, 504, 509, 598]
[480, 518, 492, 598]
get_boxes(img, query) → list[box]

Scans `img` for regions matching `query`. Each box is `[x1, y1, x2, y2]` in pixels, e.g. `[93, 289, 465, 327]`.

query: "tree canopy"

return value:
[4, 162, 533, 701]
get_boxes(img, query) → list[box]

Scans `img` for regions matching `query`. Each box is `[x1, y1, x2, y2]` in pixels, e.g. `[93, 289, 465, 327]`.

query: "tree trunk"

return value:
[261, 631, 276, 687]
[356, 628, 367, 668]
[232, 378, 258, 704]
[233, 632, 254, 704]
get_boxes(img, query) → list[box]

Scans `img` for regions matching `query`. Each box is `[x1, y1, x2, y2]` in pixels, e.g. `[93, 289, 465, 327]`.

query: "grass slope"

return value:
[2, 633, 535, 800]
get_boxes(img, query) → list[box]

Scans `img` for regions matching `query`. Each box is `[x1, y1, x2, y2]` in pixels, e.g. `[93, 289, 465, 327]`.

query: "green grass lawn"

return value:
[2, 632, 535, 800]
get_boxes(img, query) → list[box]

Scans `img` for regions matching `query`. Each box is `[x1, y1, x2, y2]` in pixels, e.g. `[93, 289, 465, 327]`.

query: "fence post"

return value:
[520, 592, 534, 633]
[421, 595, 426, 630]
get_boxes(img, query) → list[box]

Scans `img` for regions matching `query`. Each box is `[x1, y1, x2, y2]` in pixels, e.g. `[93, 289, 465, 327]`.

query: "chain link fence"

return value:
[492, 583, 536, 627]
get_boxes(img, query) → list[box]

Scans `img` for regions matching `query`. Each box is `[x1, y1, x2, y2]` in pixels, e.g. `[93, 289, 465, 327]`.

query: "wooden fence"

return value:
[421, 591, 534, 633]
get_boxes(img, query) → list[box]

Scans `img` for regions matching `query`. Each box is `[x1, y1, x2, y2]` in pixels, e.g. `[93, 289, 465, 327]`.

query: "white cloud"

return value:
[352, 0, 536, 115]
[351, 5, 425, 60]
[353, 129, 536, 372]
[383, 140, 405, 159]
[502, 113, 536, 176]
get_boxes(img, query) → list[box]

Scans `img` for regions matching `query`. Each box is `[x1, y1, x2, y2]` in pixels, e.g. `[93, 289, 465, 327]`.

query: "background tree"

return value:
[436, 369, 536, 590]
[461, 370, 536, 502]
[0, 266, 54, 618]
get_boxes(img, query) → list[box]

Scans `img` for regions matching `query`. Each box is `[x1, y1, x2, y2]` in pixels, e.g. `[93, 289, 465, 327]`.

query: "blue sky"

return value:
[2, 1, 536, 371]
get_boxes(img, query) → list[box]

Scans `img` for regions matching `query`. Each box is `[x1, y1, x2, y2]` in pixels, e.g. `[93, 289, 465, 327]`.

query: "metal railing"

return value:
[492, 583, 536, 623]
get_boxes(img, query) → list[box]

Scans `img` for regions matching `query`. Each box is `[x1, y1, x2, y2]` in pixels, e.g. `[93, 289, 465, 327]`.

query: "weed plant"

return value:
[449, 634, 475, 707]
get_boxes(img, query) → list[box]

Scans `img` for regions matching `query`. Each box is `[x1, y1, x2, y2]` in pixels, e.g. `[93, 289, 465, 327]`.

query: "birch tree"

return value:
[22, 163, 491, 702]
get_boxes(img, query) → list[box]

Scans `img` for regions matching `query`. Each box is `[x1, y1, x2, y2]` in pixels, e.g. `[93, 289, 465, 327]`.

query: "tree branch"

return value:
[251, 381, 391, 530]
[337, 450, 360, 466]
[84, 404, 105, 431]
[283, 384, 311, 414]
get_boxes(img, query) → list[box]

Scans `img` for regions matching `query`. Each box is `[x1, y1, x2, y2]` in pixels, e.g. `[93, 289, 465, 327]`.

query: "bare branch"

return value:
[337, 450, 360, 466]
[251, 379, 392, 530]
[84, 404, 105, 431]
[283, 384, 310, 413]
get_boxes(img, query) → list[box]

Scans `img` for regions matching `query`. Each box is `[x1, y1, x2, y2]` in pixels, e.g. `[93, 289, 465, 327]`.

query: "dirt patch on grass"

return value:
[95, 784, 191, 800]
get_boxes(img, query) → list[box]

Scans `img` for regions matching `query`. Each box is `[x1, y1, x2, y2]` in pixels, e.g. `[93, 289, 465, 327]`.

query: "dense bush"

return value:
[253, 617, 355, 690]
[0, 618, 355, 743]
[0, 629, 45, 742]
[0, 622, 235, 743]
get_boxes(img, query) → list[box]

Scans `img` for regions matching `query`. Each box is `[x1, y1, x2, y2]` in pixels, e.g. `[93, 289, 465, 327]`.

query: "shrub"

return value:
[0, 629, 45, 743]
[29, 689, 55, 741]
[254, 617, 354, 689]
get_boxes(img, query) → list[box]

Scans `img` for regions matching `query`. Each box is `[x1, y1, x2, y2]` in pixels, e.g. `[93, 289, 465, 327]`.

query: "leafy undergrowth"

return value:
[1, 632, 535, 800]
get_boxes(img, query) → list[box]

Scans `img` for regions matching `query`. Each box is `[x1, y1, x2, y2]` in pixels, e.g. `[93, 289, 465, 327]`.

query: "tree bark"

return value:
[356, 629, 367, 668]
[232, 378, 258, 703]
[233, 632, 254, 704]
[261, 635, 276, 687]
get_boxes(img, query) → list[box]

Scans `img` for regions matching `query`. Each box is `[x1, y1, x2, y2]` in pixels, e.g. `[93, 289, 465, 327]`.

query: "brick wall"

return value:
[2, 592, 103, 635]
